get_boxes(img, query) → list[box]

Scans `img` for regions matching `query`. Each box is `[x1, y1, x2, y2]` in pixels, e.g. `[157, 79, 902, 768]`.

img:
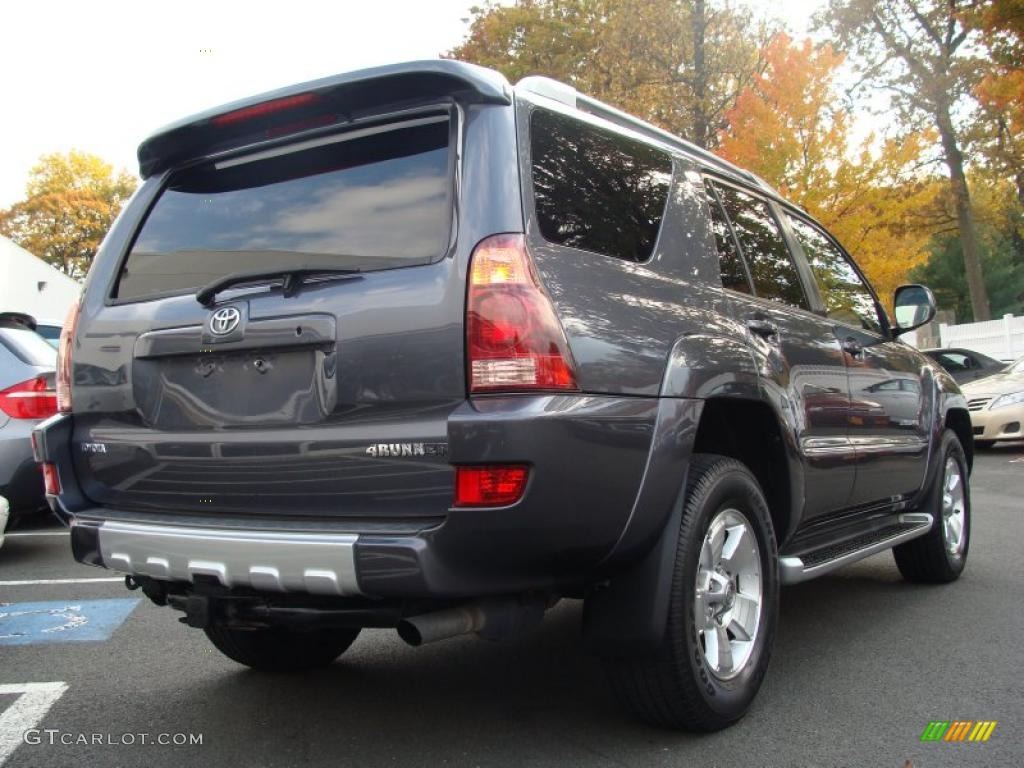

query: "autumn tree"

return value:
[718, 33, 942, 302]
[448, 0, 772, 149]
[0, 151, 137, 278]
[967, 0, 1024, 207]
[822, 0, 992, 320]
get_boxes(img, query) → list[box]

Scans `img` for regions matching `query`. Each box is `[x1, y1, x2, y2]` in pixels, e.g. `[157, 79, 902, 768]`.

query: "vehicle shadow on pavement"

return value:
[176, 559, 933, 743]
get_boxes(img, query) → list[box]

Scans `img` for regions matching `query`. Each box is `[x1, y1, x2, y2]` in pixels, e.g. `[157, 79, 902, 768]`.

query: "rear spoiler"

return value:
[137, 60, 512, 178]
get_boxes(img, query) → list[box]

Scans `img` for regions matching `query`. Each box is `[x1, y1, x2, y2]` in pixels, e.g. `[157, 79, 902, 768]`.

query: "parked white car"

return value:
[961, 356, 1024, 448]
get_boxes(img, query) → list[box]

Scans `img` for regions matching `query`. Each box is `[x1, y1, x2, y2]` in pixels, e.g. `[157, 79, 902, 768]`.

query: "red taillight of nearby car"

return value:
[41, 463, 61, 495]
[0, 376, 58, 420]
[454, 465, 529, 507]
[56, 297, 81, 413]
[466, 234, 579, 394]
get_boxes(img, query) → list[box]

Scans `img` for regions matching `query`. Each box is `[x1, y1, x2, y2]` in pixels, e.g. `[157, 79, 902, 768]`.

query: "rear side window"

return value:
[530, 108, 672, 262]
[935, 352, 971, 371]
[787, 215, 882, 334]
[115, 116, 453, 301]
[703, 181, 752, 293]
[712, 183, 809, 310]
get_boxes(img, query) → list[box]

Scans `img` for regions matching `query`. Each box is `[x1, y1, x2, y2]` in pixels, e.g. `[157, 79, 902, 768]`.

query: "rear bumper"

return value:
[70, 518, 360, 595]
[36, 395, 698, 599]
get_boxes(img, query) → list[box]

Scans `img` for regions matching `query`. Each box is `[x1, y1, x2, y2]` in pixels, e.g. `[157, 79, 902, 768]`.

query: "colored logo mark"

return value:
[0, 599, 139, 646]
[921, 720, 997, 742]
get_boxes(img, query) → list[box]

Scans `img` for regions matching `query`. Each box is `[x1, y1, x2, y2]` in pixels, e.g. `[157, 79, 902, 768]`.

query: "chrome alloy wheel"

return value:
[694, 508, 762, 680]
[941, 457, 967, 558]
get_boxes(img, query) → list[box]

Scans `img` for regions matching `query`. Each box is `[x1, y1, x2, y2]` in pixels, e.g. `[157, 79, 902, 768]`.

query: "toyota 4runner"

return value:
[33, 60, 973, 731]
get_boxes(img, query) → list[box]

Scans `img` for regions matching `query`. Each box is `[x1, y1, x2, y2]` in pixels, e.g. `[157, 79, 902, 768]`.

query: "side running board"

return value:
[779, 513, 933, 584]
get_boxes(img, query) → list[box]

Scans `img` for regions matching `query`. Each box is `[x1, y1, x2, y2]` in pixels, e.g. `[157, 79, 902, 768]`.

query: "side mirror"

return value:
[892, 284, 936, 336]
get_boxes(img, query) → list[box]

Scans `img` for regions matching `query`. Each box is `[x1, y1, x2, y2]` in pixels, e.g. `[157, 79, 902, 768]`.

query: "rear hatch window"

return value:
[0, 327, 58, 368]
[115, 114, 454, 302]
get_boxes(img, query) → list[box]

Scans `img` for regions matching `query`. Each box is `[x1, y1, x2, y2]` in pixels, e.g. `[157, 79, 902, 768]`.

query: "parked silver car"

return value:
[0, 313, 58, 533]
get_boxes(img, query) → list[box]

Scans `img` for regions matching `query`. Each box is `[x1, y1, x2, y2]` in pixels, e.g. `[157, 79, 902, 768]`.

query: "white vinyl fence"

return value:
[940, 314, 1024, 362]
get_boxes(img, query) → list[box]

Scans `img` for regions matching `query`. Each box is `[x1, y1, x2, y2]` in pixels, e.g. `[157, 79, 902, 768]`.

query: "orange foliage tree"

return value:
[969, 0, 1024, 206]
[718, 33, 942, 303]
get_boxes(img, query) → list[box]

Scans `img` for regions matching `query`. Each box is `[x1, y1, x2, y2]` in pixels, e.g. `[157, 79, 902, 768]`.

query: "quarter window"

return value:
[712, 183, 809, 310]
[531, 108, 672, 262]
[788, 216, 883, 334]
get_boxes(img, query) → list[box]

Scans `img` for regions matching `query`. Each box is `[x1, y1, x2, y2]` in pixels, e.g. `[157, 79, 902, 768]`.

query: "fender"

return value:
[600, 330, 759, 570]
[584, 331, 800, 656]
[909, 362, 972, 511]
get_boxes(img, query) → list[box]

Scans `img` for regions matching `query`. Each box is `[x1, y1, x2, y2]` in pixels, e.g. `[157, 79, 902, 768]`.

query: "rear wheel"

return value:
[205, 625, 360, 672]
[604, 455, 778, 731]
[893, 429, 970, 583]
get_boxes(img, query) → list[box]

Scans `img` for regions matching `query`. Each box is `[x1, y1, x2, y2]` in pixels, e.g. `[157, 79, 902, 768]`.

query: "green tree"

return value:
[822, 0, 992, 320]
[0, 151, 137, 278]
[911, 218, 1024, 321]
[448, 0, 773, 149]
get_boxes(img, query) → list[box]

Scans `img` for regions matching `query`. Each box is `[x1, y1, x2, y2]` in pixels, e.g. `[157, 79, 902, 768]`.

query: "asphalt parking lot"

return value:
[2, 444, 1022, 768]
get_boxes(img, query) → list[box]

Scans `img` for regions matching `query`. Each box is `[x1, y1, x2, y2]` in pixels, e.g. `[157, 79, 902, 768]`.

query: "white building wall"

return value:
[0, 236, 81, 323]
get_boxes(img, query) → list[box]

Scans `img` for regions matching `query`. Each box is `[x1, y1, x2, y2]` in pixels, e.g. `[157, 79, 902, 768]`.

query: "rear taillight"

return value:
[0, 376, 58, 420]
[466, 234, 579, 393]
[57, 298, 80, 413]
[454, 465, 529, 507]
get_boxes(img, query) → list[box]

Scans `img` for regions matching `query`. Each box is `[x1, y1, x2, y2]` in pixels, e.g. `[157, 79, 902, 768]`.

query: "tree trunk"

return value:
[935, 102, 991, 321]
[690, 0, 709, 149]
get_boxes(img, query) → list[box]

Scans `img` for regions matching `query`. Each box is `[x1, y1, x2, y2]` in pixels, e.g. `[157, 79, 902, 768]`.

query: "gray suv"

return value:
[33, 61, 972, 731]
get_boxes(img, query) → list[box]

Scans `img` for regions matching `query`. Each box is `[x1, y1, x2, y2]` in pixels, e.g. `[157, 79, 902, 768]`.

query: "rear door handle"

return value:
[746, 319, 778, 340]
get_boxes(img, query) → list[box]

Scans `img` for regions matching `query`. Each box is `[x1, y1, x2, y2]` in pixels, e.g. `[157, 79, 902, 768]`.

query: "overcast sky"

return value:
[0, 0, 825, 208]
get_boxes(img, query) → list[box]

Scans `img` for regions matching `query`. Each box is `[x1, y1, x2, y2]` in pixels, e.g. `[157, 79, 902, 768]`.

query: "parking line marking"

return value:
[2, 531, 67, 538]
[0, 682, 68, 765]
[0, 577, 123, 586]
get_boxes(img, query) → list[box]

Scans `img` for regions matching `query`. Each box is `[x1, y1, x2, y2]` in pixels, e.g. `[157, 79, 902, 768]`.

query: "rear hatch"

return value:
[69, 71, 504, 525]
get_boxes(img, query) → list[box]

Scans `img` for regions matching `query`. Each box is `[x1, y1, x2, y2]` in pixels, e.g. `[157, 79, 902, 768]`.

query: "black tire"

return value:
[604, 454, 779, 731]
[973, 439, 995, 450]
[205, 625, 361, 672]
[893, 429, 970, 583]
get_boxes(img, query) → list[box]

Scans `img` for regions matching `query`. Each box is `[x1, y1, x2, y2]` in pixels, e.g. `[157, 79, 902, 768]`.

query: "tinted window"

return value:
[116, 117, 452, 301]
[531, 108, 672, 262]
[36, 324, 61, 347]
[704, 181, 751, 293]
[935, 352, 971, 372]
[788, 215, 882, 333]
[713, 183, 809, 310]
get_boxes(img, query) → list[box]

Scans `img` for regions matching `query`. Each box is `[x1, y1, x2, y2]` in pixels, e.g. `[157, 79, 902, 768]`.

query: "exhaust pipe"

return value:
[397, 597, 548, 646]
[397, 605, 488, 647]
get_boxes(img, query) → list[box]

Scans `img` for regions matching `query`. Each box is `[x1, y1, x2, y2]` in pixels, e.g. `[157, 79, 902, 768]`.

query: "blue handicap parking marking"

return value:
[0, 598, 140, 646]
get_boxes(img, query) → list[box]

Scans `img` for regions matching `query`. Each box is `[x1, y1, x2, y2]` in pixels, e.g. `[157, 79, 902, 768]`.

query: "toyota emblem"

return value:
[209, 306, 241, 336]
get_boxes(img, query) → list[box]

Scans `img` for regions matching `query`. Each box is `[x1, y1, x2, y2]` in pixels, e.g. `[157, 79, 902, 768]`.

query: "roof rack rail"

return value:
[515, 75, 778, 196]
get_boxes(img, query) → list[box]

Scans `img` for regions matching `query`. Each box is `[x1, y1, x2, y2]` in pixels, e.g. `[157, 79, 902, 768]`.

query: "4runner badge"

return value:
[365, 442, 448, 458]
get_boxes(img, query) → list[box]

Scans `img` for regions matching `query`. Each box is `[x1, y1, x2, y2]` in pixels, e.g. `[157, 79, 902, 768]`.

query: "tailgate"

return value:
[70, 109, 470, 521]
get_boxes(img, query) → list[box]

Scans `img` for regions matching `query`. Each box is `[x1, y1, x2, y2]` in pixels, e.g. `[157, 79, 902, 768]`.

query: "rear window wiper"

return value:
[195, 267, 361, 306]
